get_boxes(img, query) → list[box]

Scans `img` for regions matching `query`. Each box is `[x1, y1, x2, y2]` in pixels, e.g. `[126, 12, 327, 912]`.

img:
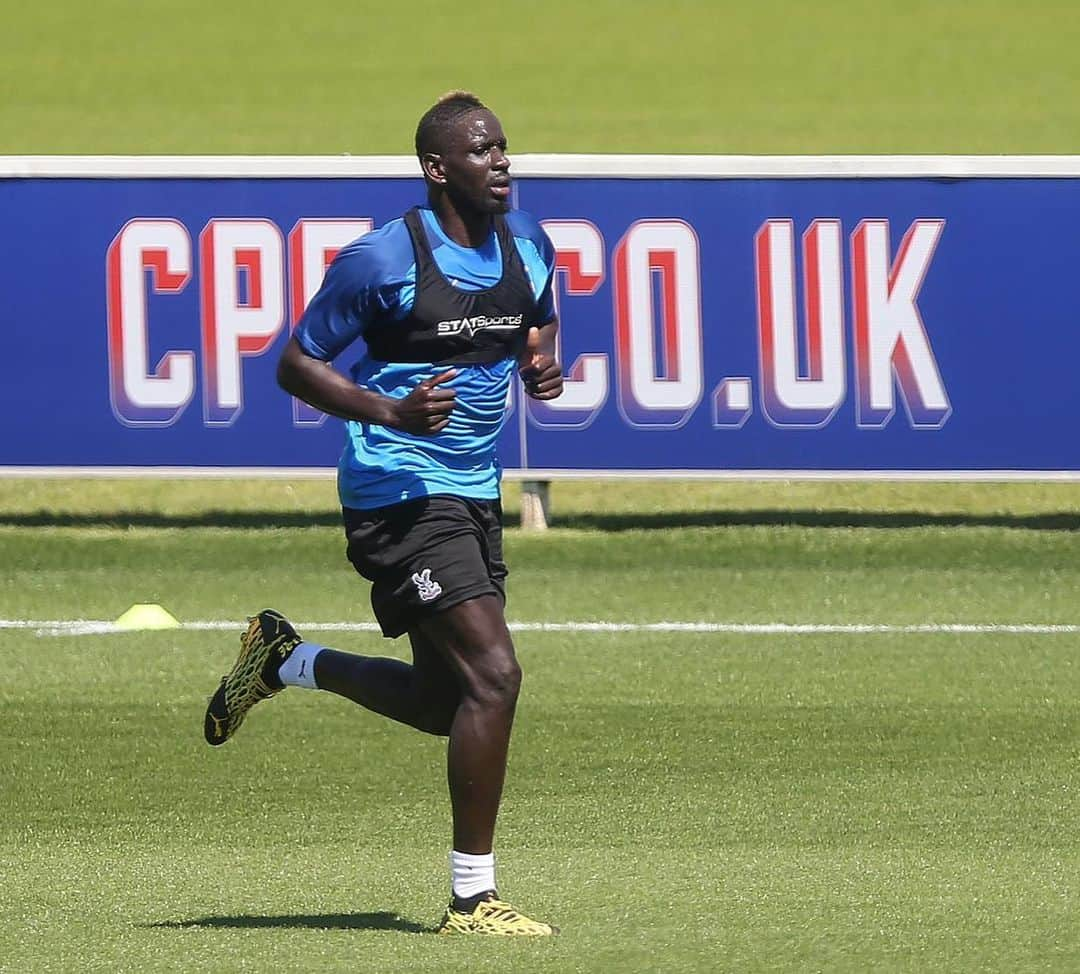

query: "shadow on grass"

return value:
[2, 508, 1079, 532]
[548, 509, 1080, 533]
[0, 511, 344, 530]
[143, 911, 428, 933]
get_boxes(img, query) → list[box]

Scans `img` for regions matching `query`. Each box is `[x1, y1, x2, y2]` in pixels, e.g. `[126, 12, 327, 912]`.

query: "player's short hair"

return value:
[415, 90, 487, 158]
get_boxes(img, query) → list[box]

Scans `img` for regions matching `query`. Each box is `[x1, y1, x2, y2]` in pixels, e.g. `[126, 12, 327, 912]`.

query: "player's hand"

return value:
[518, 327, 564, 401]
[388, 369, 457, 434]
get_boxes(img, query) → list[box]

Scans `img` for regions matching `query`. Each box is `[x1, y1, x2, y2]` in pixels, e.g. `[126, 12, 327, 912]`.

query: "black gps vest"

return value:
[363, 207, 543, 365]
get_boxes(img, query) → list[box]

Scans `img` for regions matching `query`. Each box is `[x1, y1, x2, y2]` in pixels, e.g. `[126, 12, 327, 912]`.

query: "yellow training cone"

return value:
[114, 603, 181, 631]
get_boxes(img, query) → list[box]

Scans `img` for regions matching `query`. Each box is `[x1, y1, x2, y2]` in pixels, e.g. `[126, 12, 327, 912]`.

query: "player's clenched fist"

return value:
[387, 369, 458, 435]
[518, 326, 564, 401]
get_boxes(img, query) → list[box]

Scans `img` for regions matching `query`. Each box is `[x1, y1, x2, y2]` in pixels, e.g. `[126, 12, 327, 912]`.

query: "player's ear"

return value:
[421, 152, 446, 184]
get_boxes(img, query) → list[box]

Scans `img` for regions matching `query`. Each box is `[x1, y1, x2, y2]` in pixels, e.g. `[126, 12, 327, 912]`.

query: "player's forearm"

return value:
[277, 338, 396, 426]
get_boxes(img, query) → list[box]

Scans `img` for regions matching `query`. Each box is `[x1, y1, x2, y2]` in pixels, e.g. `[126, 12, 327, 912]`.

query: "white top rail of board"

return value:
[4, 154, 1080, 179]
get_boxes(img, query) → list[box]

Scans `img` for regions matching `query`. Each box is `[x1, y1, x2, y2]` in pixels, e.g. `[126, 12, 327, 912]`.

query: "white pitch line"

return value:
[1, 619, 1079, 638]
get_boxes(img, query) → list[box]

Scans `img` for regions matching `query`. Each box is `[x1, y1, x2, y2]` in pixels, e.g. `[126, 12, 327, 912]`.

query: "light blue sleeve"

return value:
[294, 224, 410, 362]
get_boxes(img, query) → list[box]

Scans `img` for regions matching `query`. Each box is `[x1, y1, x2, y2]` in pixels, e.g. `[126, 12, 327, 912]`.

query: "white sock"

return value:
[450, 850, 496, 900]
[277, 642, 323, 689]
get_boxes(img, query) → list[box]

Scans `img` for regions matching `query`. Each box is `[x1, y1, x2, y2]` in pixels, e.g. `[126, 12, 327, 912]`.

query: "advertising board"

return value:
[3, 156, 1077, 477]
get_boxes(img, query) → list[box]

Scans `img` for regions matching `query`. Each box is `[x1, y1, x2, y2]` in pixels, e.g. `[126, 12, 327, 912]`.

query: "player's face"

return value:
[438, 110, 512, 215]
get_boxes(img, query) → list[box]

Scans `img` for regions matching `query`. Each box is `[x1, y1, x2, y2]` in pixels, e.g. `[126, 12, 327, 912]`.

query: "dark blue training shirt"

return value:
[295, 206, 556, 509]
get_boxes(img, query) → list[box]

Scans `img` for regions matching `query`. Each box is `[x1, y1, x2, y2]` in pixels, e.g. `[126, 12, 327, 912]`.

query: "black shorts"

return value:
[342, 495, 508, 638]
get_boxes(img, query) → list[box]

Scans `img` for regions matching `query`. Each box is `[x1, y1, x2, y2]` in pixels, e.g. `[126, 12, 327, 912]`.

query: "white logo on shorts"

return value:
[412, 568, 443, 602]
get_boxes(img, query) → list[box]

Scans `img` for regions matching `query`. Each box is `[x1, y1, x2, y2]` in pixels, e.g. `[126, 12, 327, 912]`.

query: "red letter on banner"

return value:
[851, 220, 950, 428]
[755, 219, 846, 427]
[106, 219, 195, 426]
[613, 220, 703, 429]
[199, 220, 286, 426]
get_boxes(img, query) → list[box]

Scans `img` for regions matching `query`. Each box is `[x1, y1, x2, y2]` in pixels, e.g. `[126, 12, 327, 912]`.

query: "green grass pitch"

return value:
[2, 480, 1080, 971]
[3, 0, 1080, 154]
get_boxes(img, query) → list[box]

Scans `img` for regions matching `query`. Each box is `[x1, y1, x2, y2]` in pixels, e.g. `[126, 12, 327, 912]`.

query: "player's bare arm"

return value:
[276, 336, 457, 435]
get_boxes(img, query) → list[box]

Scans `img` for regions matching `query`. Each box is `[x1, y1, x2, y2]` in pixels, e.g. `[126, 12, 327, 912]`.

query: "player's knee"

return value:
[468, 650, 522, 711]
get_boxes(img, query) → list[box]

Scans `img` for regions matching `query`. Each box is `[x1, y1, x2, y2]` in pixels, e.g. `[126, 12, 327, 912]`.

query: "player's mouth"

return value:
[490, 179, 512, 200]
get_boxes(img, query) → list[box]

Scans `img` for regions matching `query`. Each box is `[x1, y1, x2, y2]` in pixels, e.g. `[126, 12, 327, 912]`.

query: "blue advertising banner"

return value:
[2, 156, 1078, 476]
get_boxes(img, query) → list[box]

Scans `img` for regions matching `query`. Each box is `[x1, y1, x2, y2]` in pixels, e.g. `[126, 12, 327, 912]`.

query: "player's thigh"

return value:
[415, 595, 521, 701]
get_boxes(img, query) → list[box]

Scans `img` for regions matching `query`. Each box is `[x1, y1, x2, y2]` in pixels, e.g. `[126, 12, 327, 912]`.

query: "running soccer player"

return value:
[203, 91, 564, 936]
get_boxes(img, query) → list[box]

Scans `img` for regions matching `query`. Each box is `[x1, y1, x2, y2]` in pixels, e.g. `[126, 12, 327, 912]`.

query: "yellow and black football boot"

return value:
[203, 609, 302, 746]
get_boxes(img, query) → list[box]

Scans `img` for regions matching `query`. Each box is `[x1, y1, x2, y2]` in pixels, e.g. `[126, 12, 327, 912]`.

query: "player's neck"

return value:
[430, 199, 493, 249]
